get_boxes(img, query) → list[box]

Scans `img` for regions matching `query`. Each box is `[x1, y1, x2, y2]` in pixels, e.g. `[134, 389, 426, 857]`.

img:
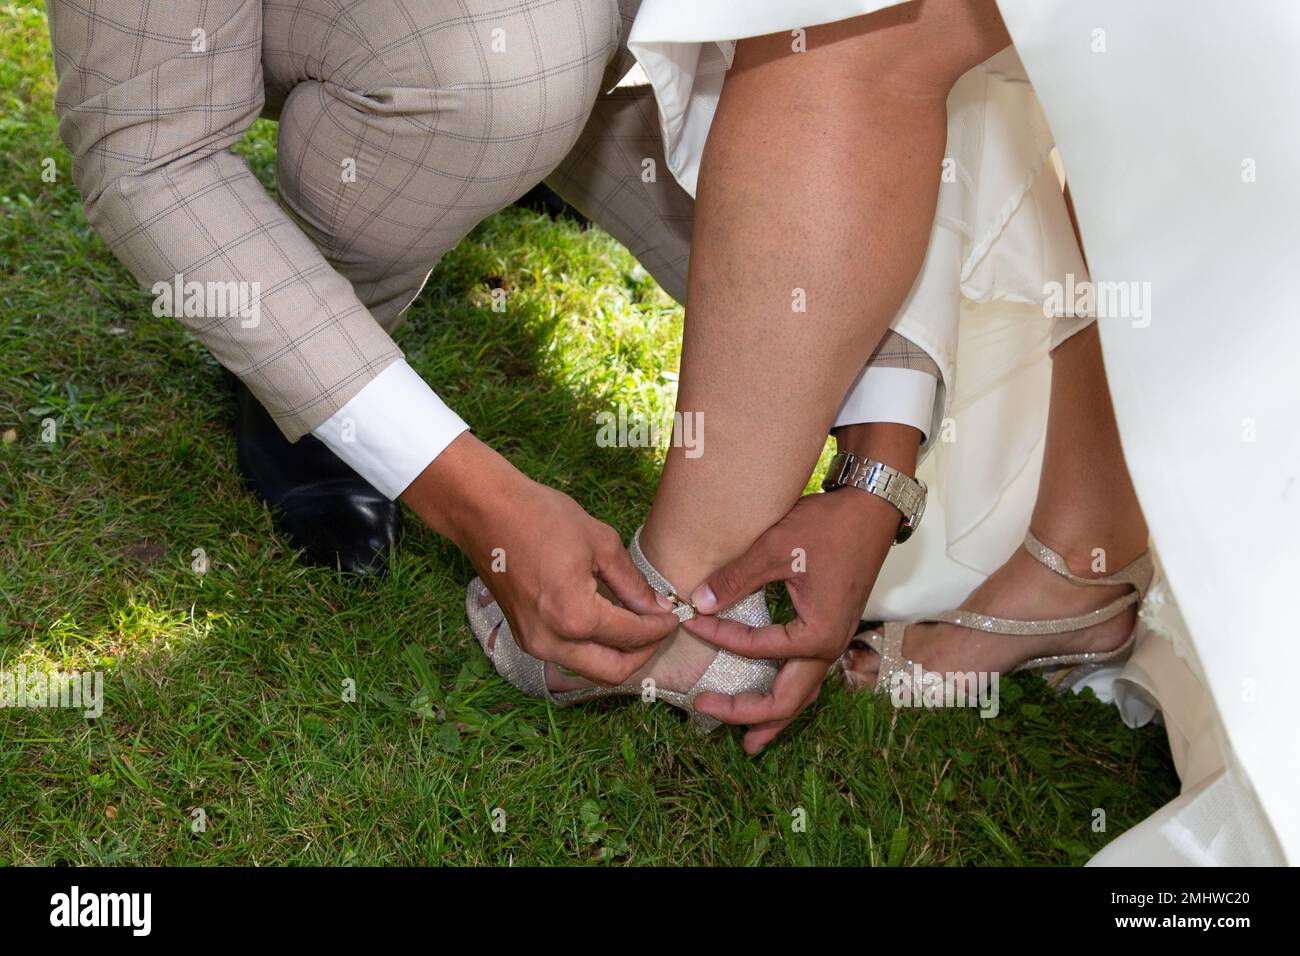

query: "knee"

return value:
[891, 0, 1011, 95]
[371, 0, 619, 164]
[778, 0, 1011, 101]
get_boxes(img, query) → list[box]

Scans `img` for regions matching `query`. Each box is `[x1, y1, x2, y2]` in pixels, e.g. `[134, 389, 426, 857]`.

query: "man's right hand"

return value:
[402, 432, 680, 685]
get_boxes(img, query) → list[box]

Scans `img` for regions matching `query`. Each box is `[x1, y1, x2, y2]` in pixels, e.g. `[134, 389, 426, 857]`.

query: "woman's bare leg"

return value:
[549, 1, 1015, 693]
[640, 1, 1011, 588]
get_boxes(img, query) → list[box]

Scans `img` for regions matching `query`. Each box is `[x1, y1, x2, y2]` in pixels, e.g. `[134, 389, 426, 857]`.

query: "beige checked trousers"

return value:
[49, 0, 936, 441]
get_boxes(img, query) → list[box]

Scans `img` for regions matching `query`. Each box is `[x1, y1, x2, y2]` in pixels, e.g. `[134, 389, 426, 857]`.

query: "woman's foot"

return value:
[842, 531, 1150, 691]
[467, 527, 777, 727]
[474, 583, 724, 696]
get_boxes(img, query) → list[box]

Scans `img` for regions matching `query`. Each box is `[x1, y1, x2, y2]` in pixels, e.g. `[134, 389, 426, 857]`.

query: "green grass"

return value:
[0, 3, 1177, 865]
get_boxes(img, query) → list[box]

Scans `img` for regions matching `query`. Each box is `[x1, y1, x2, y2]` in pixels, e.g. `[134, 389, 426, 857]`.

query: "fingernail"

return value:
[690, 585, 717, 613]
[655, 593, 674, 612]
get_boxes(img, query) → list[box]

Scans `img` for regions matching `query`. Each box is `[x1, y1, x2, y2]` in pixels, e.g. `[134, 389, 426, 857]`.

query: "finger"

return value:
[742, 717, 796, 755]
[744, 671, 826, 752]
[588, 599, 680, 649]
[594, 543, 676, 616]
[691, 664, 802, 725]
[688, 535, 788, 614]
[694, 658, 826, 727]
[541, 636, 656, 687]
[684, 614, 819, 660]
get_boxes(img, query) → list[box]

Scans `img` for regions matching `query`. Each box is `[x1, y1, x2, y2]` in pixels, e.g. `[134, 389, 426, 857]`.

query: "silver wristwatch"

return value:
[821, 452, 927, 544]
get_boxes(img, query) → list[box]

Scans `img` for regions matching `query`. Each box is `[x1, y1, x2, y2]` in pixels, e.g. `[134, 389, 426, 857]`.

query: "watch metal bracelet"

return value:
[822, 452, 927, 544]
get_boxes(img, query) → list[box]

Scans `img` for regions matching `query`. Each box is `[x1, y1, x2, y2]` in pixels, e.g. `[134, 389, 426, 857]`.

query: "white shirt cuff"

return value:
[313, 359, 469, 500]
[833, 365, 938, 439]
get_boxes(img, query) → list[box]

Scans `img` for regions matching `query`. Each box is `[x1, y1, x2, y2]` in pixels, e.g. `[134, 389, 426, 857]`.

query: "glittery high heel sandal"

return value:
[466, 526, 777, 732]
[852, 531, 1154, 696]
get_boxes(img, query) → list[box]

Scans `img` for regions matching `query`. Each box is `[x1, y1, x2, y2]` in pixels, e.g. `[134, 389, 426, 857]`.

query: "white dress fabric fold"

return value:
[1083, 570, 1284, 865]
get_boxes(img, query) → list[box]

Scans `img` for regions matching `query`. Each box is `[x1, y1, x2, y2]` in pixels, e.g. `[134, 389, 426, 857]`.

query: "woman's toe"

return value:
[840, 638, 882, 692]
[466, 578, 506, 652]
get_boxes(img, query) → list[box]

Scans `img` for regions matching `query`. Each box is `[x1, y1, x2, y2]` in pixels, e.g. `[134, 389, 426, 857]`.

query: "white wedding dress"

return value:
[627, 0, 1297, 864]
[996, 0, 1298, 866]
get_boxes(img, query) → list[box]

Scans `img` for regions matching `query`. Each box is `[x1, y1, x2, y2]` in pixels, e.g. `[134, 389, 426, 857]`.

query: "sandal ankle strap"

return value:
[629, 526, 769, 628]
[1023, 531, 1154, 599]
[912, 533, 1154, 639]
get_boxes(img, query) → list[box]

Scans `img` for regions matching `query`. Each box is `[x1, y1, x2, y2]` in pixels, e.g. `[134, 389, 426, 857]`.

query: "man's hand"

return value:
[403, 433, 679, 685]
[684, 423, 920, 753]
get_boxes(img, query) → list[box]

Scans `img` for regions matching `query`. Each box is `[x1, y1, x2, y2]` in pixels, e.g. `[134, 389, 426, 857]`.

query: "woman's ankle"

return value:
[637, 518, 725, 600]
[1027, 522, 1149, 578]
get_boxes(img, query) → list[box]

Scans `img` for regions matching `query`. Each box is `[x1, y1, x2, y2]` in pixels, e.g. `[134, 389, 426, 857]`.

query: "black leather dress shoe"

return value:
[514, 183, 590, 227]
[232, 378, 402, 576]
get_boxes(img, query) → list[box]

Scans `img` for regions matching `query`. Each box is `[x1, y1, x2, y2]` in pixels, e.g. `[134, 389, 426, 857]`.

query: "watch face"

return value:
[824, 453, 850, 491]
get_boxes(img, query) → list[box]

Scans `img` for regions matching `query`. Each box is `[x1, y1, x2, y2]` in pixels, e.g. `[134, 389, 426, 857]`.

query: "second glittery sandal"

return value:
[849, 531, 1153, 696]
